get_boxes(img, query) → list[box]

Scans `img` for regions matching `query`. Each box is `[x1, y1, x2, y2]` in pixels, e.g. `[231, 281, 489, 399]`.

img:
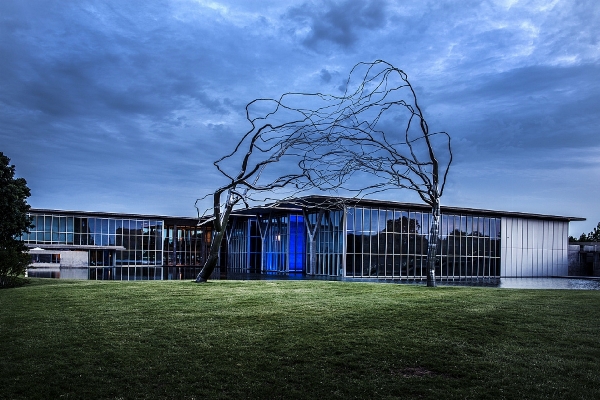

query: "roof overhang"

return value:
[229, 195, 586, 222]
[26, 244, 126, 251]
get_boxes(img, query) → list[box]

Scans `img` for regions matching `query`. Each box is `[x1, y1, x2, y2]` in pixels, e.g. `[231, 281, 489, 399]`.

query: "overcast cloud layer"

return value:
[1, 0, 599, 235]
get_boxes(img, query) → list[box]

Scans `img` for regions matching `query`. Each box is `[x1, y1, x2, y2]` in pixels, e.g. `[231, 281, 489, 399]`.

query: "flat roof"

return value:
[234, 195, 586, 222]
[30, 195, 586, 224]
[29, 208, 201, 225]
[27, 244, 126, 251]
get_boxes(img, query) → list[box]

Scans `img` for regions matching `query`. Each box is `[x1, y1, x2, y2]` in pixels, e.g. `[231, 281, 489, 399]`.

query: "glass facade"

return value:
[226, 205, 502, 280]
[227, 218, 252, 273]
[24, 212, 216, 281]
[24, 214, 75, 244]
[163, 224, 212, 280]
[307, 210, 343, 276]
[346, 206, 501, 279]
[261, 214, 289, 273]
[30, 253, 60, 264]
[289, 215, 305, 273]
[346, 207, 428, 278]
[25, 199, 576, 281]
[23, 214, 163, 267]
[438, 214, 501, 279]
[23, 212, 171, 280]
[226, 214, 305, 274]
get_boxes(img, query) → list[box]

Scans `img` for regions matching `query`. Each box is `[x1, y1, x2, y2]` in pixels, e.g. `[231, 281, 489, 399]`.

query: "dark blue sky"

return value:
[1, 0, 598, 235]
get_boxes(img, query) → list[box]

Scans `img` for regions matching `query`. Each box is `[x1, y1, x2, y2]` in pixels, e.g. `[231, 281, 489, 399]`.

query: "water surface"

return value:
[496, 277, 600, 290]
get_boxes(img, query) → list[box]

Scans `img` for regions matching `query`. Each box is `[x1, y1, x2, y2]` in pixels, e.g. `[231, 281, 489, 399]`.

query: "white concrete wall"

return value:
[59, 251, 89, 279]
[501, 218, 569, 277]
[59, 251, 88, 268]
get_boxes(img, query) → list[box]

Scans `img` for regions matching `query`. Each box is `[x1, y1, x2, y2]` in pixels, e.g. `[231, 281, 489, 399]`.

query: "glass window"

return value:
[370, 209, 379, 234]
[134, 220, 140, 234]
[88, 218, 96, 233]
[57, 217, 65, 233]
[52, 217, 60, 242]
[115, 219, 124, 234]
[363, 209, 372, 234]
[347, 209, 355, 233]
[44, 216, 51, 232]
[354, 208, 363, 234]
[101, 219, 108, 234]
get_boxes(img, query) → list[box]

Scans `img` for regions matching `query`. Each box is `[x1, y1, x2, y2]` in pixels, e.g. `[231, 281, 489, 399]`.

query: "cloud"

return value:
[319, 68, 332, 83]
[0, 0, 598, 232]
[284, 0, 389, 50]
[431, 64, 600, 152]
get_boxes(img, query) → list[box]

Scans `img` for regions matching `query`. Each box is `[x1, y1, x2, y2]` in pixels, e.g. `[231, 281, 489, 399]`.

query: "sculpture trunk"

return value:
[196, 241, 219, 283]
[426, 199, 441, 287]
[195, 228, 224, 282]
[196, 191, 233, 283]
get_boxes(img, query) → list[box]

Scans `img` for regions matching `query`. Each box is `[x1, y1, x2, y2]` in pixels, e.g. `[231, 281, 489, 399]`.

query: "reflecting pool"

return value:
[226, 273, 600, 290]
[496, 278, 600, 290]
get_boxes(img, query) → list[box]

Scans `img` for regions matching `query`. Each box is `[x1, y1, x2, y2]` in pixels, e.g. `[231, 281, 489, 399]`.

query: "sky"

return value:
[1, 0, 599, 236]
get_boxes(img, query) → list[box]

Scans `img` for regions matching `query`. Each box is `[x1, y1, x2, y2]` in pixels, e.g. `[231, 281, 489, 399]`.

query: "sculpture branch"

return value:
[195, 60, 452, 286]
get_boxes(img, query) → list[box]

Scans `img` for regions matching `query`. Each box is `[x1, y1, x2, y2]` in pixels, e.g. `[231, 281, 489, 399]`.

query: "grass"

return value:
[1, 279, 599, 399]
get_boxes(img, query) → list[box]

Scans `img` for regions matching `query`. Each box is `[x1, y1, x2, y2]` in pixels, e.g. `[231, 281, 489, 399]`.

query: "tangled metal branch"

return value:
[195, 60, 452, 284]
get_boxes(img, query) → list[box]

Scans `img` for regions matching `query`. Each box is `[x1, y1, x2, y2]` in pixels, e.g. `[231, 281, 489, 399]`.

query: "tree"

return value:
[569, 223, 600, 242]
[578, 223, 600, 242]
[0, 152, 32, 287]
[569, 235, 578, 243]
[195, 60, 451, 286]
[587, 223, 600, 242]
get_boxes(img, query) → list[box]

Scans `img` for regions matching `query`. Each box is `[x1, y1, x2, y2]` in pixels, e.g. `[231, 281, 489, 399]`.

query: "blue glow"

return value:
[263, 214, 305, 273]
[289, 215, 305, 272]
[265, 253, 278, 271]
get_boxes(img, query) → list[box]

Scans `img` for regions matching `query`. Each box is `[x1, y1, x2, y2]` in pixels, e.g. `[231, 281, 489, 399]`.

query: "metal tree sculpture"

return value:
[195, 60, 452, 286]
[193, 96, 338, 282]
[296, 60, 453, 286]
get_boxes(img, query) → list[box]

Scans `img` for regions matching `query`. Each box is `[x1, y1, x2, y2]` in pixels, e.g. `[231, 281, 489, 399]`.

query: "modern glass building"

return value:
[23, 197, 584, 281]
[221, 196, 583, 280]
[23, 209, 214, 280]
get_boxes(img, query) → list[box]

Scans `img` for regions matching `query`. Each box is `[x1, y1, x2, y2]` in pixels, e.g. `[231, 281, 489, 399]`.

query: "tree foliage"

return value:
[591, 223, 600, 241]
[570, 222, 600, 242]
[0, 152, 32, 286]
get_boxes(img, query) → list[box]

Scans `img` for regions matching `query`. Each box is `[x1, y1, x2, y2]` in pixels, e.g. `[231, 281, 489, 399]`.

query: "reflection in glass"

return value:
[346, 206, 501, 279]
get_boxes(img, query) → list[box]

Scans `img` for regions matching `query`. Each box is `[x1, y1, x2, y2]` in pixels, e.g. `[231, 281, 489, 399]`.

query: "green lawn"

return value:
[1, 279, 599, 399]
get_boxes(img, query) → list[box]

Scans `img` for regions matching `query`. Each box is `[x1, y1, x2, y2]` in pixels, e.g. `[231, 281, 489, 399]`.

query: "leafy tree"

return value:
[570, 224, 600, 242]
[589, 222, 600, 242]
[0, 152, 32, 287]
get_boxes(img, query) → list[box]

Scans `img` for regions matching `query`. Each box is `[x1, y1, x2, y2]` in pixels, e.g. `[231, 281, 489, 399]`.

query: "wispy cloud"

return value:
[1, 0, 598, 232]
